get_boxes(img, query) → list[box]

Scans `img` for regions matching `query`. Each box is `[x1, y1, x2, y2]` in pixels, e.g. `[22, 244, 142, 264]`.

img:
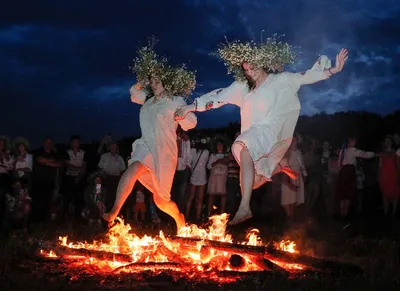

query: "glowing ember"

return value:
[39, 214, 307, 282]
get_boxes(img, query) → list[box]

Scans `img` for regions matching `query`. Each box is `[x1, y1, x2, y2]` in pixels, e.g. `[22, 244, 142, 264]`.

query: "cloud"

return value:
[1, 0, 399, 144]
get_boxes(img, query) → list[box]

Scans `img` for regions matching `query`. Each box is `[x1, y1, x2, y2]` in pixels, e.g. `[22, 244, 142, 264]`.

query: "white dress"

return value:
[189, 148, 209, 186]
[195, 57, 330, 183]
[129, 87, 197, 201]
[281, 149, 307, 206]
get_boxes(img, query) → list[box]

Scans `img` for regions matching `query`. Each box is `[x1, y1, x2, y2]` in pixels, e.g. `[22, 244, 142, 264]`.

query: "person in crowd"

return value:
[0, 136, 13, 221]
[133, 183, 147, 224]
[102, 39, 197, 231]
[98, 141, 126, 209]
[378, 135, 399, 217]
[175, 35, 349, 224]
[185, 138, 209, 223]
[303, 139, 323, 215]
[63, 135, 87, 220]
[226, 132, 241, 217]
[3, 178, 31, 229]
[280, 137, 307, 219]
[336, 137, 375, 218]
[171, 125, 192, 213]
[32, 137, 63, 222]
[207, 140, 229, 216]
[13, 137, 33, 191]
[82, 171, 107, 229]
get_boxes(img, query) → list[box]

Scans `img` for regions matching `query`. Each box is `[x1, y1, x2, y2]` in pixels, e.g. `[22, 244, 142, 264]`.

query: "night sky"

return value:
[2, 0, 399, 146]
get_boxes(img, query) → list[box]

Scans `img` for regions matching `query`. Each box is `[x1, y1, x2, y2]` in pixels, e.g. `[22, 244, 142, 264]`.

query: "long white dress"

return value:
[194, 57, 330, 183]
[281, 149, 307, 206]
[129, 87, 197, 201]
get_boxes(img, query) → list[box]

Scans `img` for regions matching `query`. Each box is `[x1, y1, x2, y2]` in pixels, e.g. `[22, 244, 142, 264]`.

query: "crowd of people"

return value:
[0, 130, 399, 231]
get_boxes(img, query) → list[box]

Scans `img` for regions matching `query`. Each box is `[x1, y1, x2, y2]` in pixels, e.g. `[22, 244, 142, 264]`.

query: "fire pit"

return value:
[37, 214, 361, 283]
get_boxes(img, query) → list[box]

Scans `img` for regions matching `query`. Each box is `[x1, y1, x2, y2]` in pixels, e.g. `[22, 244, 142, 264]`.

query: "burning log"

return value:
[53, 245, 134, 263]
[265, 246, 362, 275]
[113, 262, 187, 273]
[169, 236, 266, 256]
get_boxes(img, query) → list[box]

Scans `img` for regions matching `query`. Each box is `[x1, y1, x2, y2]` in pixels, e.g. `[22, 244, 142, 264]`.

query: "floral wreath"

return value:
[130, 37, 196, 97]
[212, 34, 298, 82]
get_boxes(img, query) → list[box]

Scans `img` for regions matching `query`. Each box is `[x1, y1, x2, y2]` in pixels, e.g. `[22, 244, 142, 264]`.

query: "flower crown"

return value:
[130, 37, 196, 97]
[213, 34, 298, 82]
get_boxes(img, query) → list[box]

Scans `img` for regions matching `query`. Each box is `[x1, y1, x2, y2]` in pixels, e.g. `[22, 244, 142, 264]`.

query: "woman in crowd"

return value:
[175, 35, 349, 224]
[185, 138, 209, 223]
[13, 137, 33, 191]
[378, 135, 399, 217]
[336, 137, 375, 218]
[207, 140, 229, 216]
[103, 39, 197, 230]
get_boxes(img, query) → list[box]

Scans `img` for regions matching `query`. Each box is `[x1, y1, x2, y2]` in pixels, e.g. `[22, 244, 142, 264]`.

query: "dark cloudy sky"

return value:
[1, 0, 399, 146]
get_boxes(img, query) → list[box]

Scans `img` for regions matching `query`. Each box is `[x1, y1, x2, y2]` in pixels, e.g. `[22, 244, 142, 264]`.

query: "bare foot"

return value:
[281, 166, 298, 180]
[228, 208, 252, 226]
[102, 212, 116, 222]
[176, 213, 186, 233]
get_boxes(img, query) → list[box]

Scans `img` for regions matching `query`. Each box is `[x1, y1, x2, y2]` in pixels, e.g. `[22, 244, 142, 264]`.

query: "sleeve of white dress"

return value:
[175, 97, 197, 131]
[194, 81, 246, 112]
[129, 85, 147, 105]
[354, 148, 375, 159]
[290, 55, 332, 90]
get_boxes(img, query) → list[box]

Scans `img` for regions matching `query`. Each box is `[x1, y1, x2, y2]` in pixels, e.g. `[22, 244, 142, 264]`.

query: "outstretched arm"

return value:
[174, 81, 246, 120]
[293, 48, 349, 88]
[130, 83, 147, 105]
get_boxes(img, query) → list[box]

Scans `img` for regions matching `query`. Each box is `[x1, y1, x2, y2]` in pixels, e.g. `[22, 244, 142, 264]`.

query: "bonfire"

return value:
[38, 214, 360, 283]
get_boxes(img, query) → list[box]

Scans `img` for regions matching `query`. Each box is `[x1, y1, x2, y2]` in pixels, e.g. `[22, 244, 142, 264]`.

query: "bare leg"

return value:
[229, 148, 254, 225]
[140, 210, 145, 222]
[134, 211, 138, 223]
[153, 194, 185, 231]
[195, 185, 205, 220]
[103, 162, 146, 222]
[185, 184, 196, 219]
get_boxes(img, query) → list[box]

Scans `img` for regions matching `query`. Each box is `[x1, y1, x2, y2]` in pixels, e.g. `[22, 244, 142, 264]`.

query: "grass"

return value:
[0, 217, 400, 291]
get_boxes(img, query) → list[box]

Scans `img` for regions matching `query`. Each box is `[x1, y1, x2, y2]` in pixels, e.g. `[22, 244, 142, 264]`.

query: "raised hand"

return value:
[332, 48, 349, 74]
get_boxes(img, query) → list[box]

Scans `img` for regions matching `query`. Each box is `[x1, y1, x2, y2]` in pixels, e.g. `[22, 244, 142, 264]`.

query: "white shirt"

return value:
[176, 139, 192, 171]
[339, 147, 375, 167]
[15, 154, 33, 177]
[66, 149, 85, 177]
[98, 152, 126, 176]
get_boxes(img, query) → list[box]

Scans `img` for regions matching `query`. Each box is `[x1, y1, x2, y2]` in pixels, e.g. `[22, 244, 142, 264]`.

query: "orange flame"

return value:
[40, 214, 306, 280]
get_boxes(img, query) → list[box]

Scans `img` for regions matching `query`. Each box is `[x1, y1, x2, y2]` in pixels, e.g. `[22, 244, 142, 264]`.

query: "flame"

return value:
[277, 240, 298, 254]
[39, 214, 306, 281]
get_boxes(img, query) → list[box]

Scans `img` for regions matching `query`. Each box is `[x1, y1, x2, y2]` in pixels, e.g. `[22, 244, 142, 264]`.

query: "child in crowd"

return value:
[82, 172, 107, 228]
[4, 179, 31, 229]
[134, 183, 146, 224]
